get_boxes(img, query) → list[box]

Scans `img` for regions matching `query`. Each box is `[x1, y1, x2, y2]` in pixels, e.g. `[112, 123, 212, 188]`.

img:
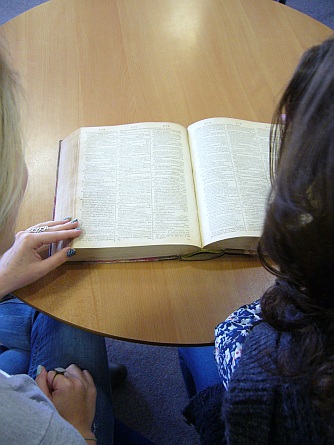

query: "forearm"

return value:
[83, 435, 97, 444]
[61, 418, 97, 444]
[0, 268, 18, 299]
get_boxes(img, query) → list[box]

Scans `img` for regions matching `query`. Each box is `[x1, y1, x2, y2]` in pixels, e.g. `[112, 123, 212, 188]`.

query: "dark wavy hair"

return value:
[258, 37, 334, 426]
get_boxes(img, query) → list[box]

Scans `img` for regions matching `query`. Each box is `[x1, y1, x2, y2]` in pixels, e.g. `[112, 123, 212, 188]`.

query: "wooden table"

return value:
[1, 0, 332, 344]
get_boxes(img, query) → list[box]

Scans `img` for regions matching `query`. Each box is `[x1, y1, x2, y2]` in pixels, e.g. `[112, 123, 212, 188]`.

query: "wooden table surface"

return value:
[1, 0, 332, 344]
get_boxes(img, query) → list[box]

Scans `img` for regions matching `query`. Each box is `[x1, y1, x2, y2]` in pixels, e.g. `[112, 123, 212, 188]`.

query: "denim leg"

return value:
[0, 348, 30, 374]
[178, 346, 221, 399]
[0, 298, 113, 443]
[0, 298, 37, 374]
[29, 313, 114, 445]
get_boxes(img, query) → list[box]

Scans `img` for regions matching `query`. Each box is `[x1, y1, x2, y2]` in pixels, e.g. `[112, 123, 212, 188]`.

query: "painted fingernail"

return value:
[70, 218, 78, 224]
[66, 248, 76, 258]
[63, 216, 71, 221]
[37, 365, 43, 375]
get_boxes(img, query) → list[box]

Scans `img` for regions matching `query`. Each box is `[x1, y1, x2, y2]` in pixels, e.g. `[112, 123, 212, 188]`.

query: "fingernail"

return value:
[75, 227, 82, 231]
[67, 248, 76, 258]
[37, 365, 43, 375]
[70, 218, 78, 224]
[63, 216, 71, 221]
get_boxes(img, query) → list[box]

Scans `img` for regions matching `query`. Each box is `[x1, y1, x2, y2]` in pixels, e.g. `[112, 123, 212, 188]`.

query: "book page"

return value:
[59, 122, 201, 250]
[54, 130, 80, 223]
[188, 118, 270, 248]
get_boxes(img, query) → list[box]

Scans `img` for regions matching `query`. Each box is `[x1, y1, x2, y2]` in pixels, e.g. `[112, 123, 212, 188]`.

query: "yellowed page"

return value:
[54, 130, 80, 222]
[188, 118, 271, 249]
[56, 122, 201, 256]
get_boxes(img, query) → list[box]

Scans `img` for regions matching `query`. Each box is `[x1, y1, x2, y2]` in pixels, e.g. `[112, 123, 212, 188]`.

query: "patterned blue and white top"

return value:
[214, 299, 263, 389]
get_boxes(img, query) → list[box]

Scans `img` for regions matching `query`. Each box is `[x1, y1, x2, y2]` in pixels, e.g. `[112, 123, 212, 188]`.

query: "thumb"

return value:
[35, 365, 52, 399]
[39, 247, 77, 274]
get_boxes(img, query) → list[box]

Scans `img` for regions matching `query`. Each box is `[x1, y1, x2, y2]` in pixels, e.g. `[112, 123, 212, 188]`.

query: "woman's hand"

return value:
[36, 364, 97, 439]
[0, 219, 81, 297]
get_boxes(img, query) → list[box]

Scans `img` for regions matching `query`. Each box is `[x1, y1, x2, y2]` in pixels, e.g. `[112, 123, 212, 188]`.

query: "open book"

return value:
[53, 118, 271, 261]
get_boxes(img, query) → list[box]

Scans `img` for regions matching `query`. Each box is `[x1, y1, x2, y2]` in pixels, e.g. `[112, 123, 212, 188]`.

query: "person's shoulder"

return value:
[0, 372, 39, 392]
[249, 320, 277, 336]
[229, 321, 283, 385]
[243, 322, 280, 356]
[0, 373, 54, 443]
[1, 372, 53, 404]
[0, 373, 85, 444]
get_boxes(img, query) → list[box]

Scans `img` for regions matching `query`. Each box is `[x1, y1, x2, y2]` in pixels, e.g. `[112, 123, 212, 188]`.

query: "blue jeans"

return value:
[0, 297, 113, 445]
[178, 346, 221, 399]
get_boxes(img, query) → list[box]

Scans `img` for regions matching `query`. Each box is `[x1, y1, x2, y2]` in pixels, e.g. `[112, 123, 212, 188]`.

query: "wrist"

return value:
[76, 428, 97, 443]
[81, 431, 97, 444]
[0, 274, 14, 299]
[84, 437, 97, 444]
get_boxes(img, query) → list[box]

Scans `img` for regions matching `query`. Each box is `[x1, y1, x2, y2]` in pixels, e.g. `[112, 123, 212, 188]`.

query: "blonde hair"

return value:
[0, 43, 26, 233]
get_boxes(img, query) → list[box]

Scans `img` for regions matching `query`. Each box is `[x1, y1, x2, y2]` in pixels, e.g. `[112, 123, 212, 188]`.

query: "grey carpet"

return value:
[0, 1, 333, 444]
[0, 0, 48, 24]
[287, 0, 334, 29]
[106, 339, 199, 444]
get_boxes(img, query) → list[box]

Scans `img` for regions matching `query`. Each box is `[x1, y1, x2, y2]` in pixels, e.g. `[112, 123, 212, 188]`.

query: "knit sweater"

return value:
[183, 323, 332, 445]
